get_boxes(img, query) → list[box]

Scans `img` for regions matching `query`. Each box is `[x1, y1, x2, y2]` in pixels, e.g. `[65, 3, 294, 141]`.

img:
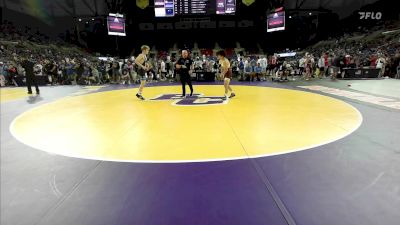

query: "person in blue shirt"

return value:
[2, 62, 9, 85]
[253, 63, 262, 81]
[238, 59, 245, 81]
[244, 60, 252, 81]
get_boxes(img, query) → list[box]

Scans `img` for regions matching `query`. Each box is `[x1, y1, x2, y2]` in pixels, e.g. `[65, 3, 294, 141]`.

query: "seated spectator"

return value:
[8, 63, 18, 86]
[244, 60, 253, 81]
[87, 66, 100, 85]
[120, 69, 130, 84]
[252, 63, 262, 81]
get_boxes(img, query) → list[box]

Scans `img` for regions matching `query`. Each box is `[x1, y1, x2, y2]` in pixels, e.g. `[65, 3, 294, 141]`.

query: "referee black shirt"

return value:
[176, 57, 193, 77]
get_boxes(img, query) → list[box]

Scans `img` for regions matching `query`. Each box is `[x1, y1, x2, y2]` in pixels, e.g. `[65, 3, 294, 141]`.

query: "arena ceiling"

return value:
[0, 0, 107, 17]
[0, 0, 378, 18]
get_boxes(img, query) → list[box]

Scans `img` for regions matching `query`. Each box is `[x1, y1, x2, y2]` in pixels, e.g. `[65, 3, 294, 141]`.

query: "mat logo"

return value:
[150, 94, 227, 106]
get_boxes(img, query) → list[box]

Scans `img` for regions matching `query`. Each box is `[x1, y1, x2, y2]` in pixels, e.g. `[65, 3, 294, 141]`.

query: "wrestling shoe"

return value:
[136, 93, 145, 100]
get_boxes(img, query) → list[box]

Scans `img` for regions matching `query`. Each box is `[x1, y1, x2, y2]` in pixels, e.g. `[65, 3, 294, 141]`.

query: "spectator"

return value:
[111, 61, 120, 83]
[253, 63, 262, 81]
[0, 62, 5, 86]
[376, 54, 387, 77]
[120, 69, 130, 84]
[317, 55, 325, 79]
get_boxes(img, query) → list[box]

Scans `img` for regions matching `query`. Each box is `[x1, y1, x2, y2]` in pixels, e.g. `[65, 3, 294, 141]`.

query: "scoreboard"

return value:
[155, 0, 236, 17]
[175, 0, 213, 15]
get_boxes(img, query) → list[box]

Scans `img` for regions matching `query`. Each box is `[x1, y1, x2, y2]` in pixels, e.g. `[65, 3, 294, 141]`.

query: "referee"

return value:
[175, 50, 194, 97]
[21, 57, 40, 95]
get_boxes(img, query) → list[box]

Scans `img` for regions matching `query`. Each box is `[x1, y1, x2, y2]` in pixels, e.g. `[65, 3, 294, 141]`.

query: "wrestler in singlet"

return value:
[134, 45, 150, 100]
[216, 50, 235, 100]
[221, 58, 233, 79]
[137, 54, 148, 80]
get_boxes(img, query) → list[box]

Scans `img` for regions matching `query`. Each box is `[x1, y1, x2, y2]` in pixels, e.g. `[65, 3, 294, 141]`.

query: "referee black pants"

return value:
[26, 75, 40, 94]
[180, 74, 193, 96]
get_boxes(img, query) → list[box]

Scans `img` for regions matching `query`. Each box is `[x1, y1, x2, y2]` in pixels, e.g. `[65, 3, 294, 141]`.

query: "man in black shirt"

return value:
[21, 57, 40, 95]
[331, 53, 343, 80]
[175, 50, 194, 97]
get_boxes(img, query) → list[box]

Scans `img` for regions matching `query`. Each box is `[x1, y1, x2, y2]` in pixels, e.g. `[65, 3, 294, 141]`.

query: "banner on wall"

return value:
[136, 0, 149, 9]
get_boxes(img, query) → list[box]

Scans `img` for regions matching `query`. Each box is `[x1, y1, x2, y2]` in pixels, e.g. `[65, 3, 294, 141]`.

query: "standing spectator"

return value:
[47, 60, 57, 85]
[298, 56, 305, 76]
[331, 53, 342, 80]
[111, 61, 120, 84]
[74, 61, 84, 84]
[250, 57, 257, 73]
[8, 63, 18, 85]
[65, 59, 75, 84]
[260, 57, 268, 80]
[85, 65, 98, 85]
[0, 62, 5, 86]
[317, 55, 325, 79]
[238, 58, 245, 81]
[370, 54, 377, 68]
[304, 53, 312, 80]
[34, 61, 43, 76]
[57, 61, 65, 85]
[2, 62, 9, 85]
[166, 56, 172, 78]
[160, 60, 166, 80]
[376, 54, 386, 77]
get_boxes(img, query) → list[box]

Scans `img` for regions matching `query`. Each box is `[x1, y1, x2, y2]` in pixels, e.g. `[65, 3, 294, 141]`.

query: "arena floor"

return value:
[1, 79, 400, 225]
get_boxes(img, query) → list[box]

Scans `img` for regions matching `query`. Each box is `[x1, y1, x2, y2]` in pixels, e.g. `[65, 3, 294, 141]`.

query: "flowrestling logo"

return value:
[359, 12, 382, 20]
[150, 94, 228, 106]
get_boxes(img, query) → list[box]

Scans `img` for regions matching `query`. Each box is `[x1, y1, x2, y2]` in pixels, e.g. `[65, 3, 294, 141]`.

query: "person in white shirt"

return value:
[34, 62, 43, 76]
[160, 60, 166, 80]
[299, 57, 305, 76]
[260, 57, 268, 80]
[317, 55, 325, 78]
[244, 59, 249, 70]
[376, 55, 386, 77]
[257, 57, 262, 67]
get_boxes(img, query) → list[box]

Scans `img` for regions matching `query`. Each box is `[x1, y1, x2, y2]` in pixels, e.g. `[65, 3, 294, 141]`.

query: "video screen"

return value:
[267, 11, 285, 32]
[216, 0, 236, 15]
[155, 0, 175, 17]
[107, 15, 126, 36]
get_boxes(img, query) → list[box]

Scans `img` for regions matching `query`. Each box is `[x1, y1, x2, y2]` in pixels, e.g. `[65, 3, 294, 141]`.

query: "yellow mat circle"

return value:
[10, 85, 362, 162]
